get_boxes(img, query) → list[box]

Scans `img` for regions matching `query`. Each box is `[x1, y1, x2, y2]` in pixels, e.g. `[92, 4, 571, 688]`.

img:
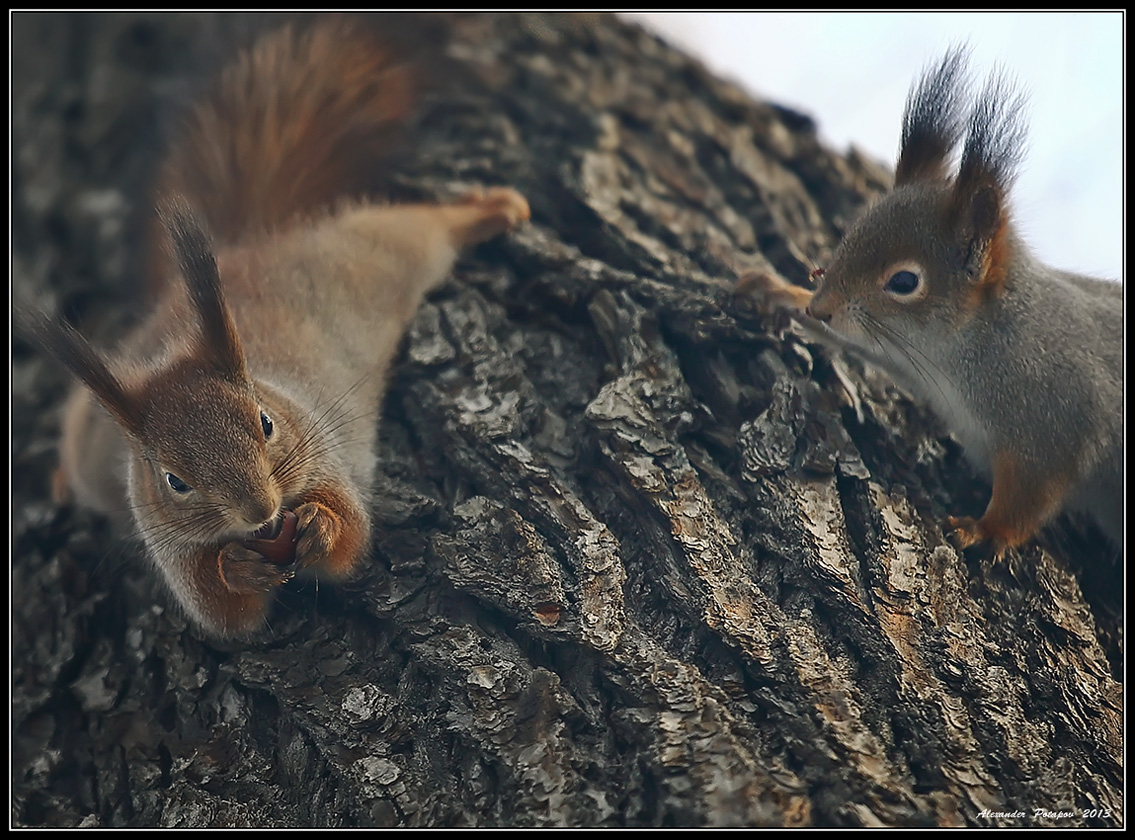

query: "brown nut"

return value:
[244, 510, 299, 565]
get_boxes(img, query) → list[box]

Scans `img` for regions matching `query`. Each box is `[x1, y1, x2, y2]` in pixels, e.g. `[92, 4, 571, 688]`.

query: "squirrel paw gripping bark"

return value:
[947, 517, 1015, 561]
[739, 47, 1122, 553]
[446, 187, 532, 248]
[735, 269, 815, 315]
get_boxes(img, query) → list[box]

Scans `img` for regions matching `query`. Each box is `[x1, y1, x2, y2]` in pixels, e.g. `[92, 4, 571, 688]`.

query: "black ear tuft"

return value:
[895, 45, 971, 186]
[15, 305, 142, 435]
[952, 70, 1027, 218]
[157, 195, 247, 379]
[946, 69, 1027, 274]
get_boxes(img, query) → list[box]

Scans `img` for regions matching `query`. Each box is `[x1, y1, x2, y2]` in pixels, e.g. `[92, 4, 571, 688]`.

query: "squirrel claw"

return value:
[947, 515, 981, 549]
[452, 187, 531, 244]
[219, 543, 296, 594]
[947, 516, 1010, 561]
[735, 269, 814, 315]
[294, 501, 340, 571]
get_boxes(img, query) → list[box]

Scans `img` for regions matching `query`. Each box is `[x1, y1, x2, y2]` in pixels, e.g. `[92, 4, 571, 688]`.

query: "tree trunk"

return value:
[12, 12, 1122, 828]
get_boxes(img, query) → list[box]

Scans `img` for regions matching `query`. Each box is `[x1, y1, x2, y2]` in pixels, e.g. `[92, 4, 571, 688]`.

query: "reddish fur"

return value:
[950, 451, 1074, 555]
[51, 467, 71, 505]
[44, 17, 532, 637]
[736, 270, 815, 313]
[161, 17, 414, 239]
[966, 215, 1012, 313]
[293, 487, 371, 580]
[202, 546, 282, 636]
[148, 17, 415, 288]
[982, 216, 1012, 293]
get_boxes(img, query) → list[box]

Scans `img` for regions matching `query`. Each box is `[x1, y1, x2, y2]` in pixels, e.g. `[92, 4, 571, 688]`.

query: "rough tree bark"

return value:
[12, 12, 1122, 828]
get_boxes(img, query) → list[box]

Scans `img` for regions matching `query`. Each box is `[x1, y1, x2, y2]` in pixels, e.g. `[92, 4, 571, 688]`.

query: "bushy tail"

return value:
[157, 15, 417, 245]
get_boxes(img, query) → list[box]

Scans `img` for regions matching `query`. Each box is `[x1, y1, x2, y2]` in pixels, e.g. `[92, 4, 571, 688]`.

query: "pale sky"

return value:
[625, 12, 1123, 282]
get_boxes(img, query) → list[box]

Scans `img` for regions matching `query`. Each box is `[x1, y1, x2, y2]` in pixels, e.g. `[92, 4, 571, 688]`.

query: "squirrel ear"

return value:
[953, 180, 1011, 295]
[967, 183, 1003, 245]
[16, 308, 145, 436]
[895, 47, 969, 187]
[158, 197, 247, 380]
[947, 69, 1024, 295]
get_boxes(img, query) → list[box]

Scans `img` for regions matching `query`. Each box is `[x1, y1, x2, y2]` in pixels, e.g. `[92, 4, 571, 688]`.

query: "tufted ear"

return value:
[16, 306, 145, 438]
[158, 196, 247, 381]
[894, 47, 970, 187]
[946, 72, 1026, 295]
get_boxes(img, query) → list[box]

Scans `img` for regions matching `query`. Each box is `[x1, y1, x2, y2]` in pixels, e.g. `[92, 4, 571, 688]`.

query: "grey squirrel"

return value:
[24, 17, 531, 636]
[741, 47, 1122, 553]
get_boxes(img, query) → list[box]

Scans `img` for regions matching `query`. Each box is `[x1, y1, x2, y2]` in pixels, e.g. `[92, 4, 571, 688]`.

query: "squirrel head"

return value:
[30, 200, 285, 544]
[808, 47, 1027, 347]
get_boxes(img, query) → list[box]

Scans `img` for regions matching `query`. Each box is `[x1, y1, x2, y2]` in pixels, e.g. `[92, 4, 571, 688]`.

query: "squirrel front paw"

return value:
[735, 269, 815, 314]
[218, 543, 296, 593]
[293, 499, 368, 579]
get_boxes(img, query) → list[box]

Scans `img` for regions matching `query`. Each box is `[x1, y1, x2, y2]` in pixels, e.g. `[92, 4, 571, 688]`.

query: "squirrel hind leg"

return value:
[948, 451, 1074, 558]
[441, 188, 531, 250]
[51, 466, 73, 506]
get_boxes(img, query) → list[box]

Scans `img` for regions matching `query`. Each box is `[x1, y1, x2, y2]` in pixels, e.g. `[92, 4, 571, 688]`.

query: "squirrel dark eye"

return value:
[260, 410, 274, 439]
[166, 473, 191, 494]
[885, 269, 921, 295]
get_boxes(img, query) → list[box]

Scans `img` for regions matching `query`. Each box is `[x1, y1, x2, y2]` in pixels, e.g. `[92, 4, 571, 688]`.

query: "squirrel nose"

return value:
[244, 487, 282, 528]
[806, 305, 831, 323]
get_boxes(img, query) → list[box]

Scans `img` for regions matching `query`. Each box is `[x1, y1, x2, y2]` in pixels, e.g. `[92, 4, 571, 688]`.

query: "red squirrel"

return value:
[741, 48, 1122, 554]
[25, 16, 531, 637]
